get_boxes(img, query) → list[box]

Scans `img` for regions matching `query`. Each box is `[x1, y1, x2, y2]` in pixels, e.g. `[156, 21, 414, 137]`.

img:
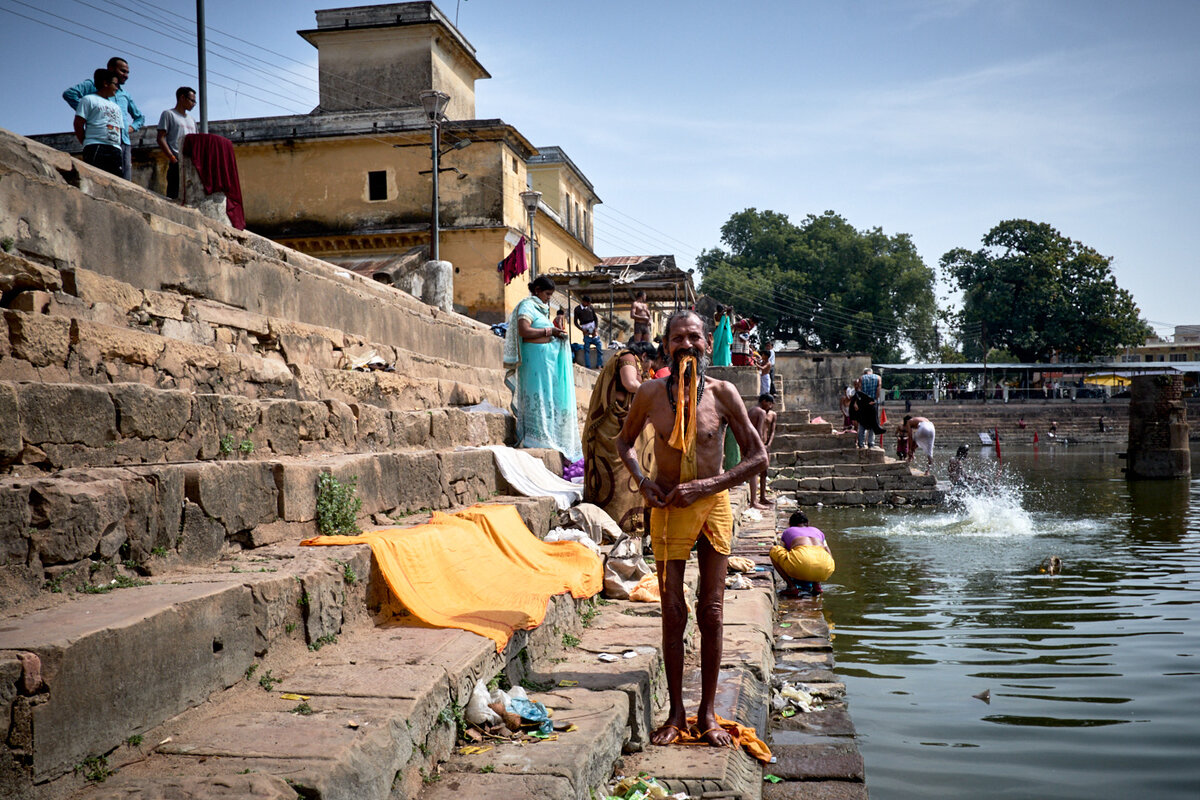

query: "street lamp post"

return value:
[519, 190, 542, 279]
[419, 90, 451, 261]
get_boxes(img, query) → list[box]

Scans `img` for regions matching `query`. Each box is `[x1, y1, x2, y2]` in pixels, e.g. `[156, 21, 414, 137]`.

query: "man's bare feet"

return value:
[695, 720, 734, 747]
[650, 720, 686, 746]
[752, 501, 772, 510]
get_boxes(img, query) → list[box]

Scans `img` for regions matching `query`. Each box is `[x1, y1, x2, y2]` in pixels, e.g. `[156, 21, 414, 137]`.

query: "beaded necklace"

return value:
[665, 371, 706, 413]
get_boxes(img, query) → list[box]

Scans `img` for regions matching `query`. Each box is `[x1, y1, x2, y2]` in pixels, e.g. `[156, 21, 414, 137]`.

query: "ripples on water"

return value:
[822, 448, 1200, 800]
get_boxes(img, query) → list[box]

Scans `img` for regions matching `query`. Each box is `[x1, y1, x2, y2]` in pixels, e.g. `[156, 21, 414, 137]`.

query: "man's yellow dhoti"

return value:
[650, 491, 733, 562]
[649, 354, 734, 562]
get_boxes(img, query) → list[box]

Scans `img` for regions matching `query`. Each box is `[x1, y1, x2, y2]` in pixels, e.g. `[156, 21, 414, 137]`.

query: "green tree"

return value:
[942, 220, 1150, 362]
[698, 210, 938, 361]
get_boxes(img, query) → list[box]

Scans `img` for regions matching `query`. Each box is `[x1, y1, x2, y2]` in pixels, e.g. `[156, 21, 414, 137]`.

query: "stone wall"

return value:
[773, 351, 871, 412]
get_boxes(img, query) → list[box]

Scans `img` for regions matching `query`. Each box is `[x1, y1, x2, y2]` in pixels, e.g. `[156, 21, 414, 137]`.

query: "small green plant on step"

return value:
[308, 633, 338, 652]
[340, 561, 357, 585]
[219, 433, 236, 456]
[126, 734, 143, 747]
[258, 670, 279, 691]
[562, 632, 581, 648]
[239, 438, 254, 455]
[316, 472, 363, 537]
[291, 702, 314, 716]
[75, 756, 112, 783]
[1, 236, 14, 253]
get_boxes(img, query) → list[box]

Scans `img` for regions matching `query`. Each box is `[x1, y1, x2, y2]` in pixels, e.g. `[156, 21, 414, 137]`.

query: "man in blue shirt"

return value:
[856, 367, 884, 450]
[64, 56, 144, 181]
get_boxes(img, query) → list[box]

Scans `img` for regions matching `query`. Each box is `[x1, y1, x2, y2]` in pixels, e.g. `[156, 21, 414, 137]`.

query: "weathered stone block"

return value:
[28, 478, 129, 565]
[324, 399, 357, 447]
[0, 582, 254, 781]
[393, 451, 442, 512]
[300, 562, 345, 645]
[178, 500, 226, 563]
[64, 267, 142, 312]
[110, 383, 192, 440]
[351, 402, 390, 449]
[159, 317, 215, 346]
[392, 410, 432, 447]
[0, 383, 21, 461]
[0, 483, 31, 565]
[17, 382, 116, 447]
[4, 310, 70, 367]
[0, 250, 63, 294]
[440, 448, 497, 507]
[140, 288, 186, 320]
[260, 399, 304, 455]
[72, 317, 164, 365]
[184, 462, 278, 533]
[274, 462, 322, 523]
[193, 394, 262, 459]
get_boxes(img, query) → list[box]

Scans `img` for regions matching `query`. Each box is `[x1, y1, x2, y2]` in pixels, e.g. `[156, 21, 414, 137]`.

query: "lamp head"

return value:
[520, 190, 542, 216]
[418, 90, 450, 122]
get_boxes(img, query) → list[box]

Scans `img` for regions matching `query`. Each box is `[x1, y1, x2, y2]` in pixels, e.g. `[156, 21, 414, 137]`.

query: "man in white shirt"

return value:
[156, 87, 198, 200]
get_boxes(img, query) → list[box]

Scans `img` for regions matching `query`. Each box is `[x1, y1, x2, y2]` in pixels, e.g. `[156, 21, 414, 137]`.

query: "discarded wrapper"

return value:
[598, 653, 620, 663]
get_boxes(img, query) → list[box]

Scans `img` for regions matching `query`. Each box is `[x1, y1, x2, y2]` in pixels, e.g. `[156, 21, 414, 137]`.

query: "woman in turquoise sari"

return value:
[712, 305, 733, 366]
[503, 276, 582, 462]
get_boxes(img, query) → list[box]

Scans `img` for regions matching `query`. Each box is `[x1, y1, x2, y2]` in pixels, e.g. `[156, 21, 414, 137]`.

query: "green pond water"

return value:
[815, 446, 1200, 799]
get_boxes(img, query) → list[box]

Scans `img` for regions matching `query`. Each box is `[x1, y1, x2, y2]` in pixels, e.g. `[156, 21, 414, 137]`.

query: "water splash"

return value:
[890, 461, 1036, 538]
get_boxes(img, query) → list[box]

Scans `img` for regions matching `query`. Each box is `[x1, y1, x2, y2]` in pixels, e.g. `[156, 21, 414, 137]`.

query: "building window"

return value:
[1169, 353, 1187, 361]
[367, 170, 387, 201]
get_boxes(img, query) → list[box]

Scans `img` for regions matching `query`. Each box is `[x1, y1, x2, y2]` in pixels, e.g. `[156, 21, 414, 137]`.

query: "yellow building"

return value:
[157, 2, 602, 324]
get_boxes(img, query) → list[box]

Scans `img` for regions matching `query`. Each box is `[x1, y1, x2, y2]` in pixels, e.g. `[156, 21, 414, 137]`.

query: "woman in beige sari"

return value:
[583, 342, 656, 531]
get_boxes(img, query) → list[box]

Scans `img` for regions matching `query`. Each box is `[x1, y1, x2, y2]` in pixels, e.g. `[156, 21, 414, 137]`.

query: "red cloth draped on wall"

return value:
[497, 236, 528, 285]
[182, 133, 246, 230]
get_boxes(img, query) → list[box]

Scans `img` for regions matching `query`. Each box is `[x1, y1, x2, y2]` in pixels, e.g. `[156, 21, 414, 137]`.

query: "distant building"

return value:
[1116, 325, 1200, 363]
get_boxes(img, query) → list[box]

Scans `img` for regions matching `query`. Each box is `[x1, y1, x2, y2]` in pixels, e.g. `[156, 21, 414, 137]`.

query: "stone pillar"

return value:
[180, 156, 227, 224]
[1125, 374, 1190, 479]
[420, 259, 453, 313]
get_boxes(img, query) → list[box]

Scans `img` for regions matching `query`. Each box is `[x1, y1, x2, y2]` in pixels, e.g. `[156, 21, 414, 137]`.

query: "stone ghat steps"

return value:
[0, 444, 561, 609]
[0, 253, 510, 419]
[0, 379, 511, 472]
[0, 136, 503, 377]
[770, 446, 887, 467]
[0, 496, 595, 800]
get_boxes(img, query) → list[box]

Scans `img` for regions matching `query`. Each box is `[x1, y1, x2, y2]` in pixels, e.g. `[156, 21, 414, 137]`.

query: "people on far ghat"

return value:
[616, 310, 767, 749]
[770, 509, 835, 598]
[711, 305, 733, 366]
[731, 315, 754, 366]
[71, 69, 125, 177]
[903, 414, 935, 473]
[572, 295, 604, 368]
[758, 339, 776, 396]
[552, 308, 566, 332]
[583, 341, 655, 532]
[855, 367, 884, 450]
[840, 386, 855, 432]
[156, 86, 197, 200]
[64, 56, 143, 181]
[631, 290, 652, 343]
[747, 393, 777, 510]
[502, 276, 581, 462]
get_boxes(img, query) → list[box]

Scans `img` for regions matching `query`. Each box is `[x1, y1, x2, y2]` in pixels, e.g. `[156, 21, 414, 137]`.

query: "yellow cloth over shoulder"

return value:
[302, 504, 601, 651]
[650, 355, 733, 561]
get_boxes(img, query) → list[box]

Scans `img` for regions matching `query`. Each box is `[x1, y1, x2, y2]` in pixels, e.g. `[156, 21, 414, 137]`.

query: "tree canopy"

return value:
[941, 220, 1150, 362]
[698, 209, 938, 362]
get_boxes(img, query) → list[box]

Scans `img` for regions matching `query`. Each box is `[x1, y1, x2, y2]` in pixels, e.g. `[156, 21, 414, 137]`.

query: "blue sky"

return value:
[3, 0, 1196, 338]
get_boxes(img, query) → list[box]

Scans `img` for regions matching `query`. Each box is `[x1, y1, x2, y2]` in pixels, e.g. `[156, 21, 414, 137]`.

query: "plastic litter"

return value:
[623, 650, 637, 659]
[509, 696, 554, 734]
[545, 527, 601, 554]
[741, 508, 763, 522]
[598, 653, 620, 663]
[465, 679, 501, 726]
[725, 573, 752, 590]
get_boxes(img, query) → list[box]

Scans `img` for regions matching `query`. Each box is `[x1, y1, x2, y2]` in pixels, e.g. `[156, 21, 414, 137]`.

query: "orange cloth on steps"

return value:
[671, 715, 773, 763]
[301, 504, 602, 651]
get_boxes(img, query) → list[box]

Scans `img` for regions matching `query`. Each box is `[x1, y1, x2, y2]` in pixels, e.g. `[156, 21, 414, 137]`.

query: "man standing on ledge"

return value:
[616, 310, 767, 747]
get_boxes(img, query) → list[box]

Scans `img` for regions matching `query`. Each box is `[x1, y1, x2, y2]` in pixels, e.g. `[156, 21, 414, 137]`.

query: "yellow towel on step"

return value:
[302, 504, 602, 651]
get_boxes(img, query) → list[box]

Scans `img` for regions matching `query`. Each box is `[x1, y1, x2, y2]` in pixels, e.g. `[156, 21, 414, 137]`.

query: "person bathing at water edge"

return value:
[770, 509, 835, 597]
[617, 311, 768, 748]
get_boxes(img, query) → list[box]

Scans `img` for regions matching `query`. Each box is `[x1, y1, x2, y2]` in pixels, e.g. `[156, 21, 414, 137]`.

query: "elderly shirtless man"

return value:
[616, 310, 767, 747]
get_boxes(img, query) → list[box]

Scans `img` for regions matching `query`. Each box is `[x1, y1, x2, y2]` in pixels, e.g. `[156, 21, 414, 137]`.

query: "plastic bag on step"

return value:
[545, 527, 601, 554]
[465, 679, 501, 726]
[508, 696, 554, 735]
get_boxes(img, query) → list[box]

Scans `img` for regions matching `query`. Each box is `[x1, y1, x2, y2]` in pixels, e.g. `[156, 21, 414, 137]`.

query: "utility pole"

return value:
[196, 0, 208, 133]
